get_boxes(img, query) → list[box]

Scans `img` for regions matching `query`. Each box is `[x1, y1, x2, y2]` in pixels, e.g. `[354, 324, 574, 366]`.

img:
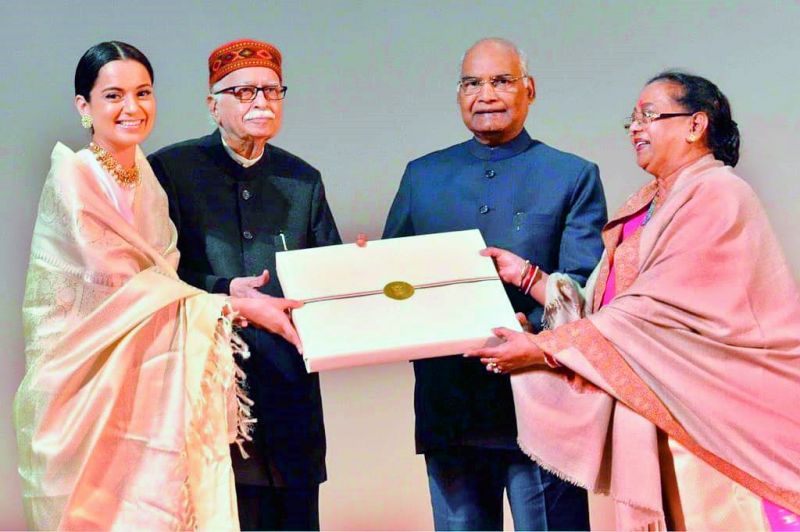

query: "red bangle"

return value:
[520, 265, 534, 290]
[518, 260, 531, 288]
[522, 265, 540, 296]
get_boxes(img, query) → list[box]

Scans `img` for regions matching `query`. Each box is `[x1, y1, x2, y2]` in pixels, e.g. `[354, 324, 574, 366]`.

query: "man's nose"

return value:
[477, 81, 498, 101]
[252, 88, 270, 106]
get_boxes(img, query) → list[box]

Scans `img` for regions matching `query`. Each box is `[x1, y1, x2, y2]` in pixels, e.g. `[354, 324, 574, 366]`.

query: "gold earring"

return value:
[687, 133, 697, 143]
[81, 114, 93, 129]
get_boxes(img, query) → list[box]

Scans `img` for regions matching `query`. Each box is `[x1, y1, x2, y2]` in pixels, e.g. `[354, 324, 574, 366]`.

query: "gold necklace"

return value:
[89, 142, 140, 189]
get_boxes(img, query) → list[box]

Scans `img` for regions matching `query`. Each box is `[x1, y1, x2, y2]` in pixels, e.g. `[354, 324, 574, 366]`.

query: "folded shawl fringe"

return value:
[529, 272, 667, 531]
[180, 306, 254, 530]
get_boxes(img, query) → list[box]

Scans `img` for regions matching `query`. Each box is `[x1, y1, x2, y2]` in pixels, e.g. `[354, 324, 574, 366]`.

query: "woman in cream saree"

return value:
[468, 72, 800, 530]
[16, 141, 249, 529]
[14, 41, 299, 530]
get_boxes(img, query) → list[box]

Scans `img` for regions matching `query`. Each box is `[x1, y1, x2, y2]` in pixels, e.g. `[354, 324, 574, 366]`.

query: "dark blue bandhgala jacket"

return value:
[382, 129, 607, 453]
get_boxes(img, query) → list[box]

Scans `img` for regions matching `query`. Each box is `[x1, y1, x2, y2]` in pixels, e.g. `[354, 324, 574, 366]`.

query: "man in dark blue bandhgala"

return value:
[383, 37, 607, 531]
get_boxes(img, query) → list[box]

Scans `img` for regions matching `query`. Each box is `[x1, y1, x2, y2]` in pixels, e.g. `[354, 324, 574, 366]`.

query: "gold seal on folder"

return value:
[383, 281, 415, 300]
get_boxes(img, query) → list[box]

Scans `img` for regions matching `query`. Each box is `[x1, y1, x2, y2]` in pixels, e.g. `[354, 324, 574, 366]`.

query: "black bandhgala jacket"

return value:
[149, 130, 340, 487]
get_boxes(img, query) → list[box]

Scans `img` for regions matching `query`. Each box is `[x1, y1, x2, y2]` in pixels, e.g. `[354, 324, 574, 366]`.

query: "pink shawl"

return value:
[511, 155, 800, 529]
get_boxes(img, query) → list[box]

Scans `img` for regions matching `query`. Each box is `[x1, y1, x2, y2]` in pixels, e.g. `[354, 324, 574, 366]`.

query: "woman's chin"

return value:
[634, 152, 650, 172]
[103, 130, 151, 148]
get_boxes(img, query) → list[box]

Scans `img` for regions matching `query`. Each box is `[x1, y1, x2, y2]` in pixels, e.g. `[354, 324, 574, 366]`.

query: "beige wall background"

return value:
[1, 1, 798, 529]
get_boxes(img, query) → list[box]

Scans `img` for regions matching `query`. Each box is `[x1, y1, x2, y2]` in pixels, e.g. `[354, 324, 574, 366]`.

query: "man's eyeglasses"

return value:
[458, 75, 526, 95]
[623, 110, 693, 130]
[213, 85, 288, 102]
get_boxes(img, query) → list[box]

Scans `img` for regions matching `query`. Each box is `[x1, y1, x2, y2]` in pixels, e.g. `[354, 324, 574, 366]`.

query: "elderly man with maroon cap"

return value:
[149, 39, 340, 531]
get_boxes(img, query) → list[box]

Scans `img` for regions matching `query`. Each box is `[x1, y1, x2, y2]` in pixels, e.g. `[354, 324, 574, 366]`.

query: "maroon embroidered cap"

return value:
[208, 39, 282, 87]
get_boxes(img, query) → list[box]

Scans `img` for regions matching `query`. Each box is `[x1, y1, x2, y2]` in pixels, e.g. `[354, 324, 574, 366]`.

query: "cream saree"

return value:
[14, 143, 252, 530]
[511, 155, 800, 530]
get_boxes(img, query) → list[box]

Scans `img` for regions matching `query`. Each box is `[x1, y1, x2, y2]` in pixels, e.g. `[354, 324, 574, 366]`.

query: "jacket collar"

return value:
[200, 130, 270, 181]
[467, 128, 535, 161]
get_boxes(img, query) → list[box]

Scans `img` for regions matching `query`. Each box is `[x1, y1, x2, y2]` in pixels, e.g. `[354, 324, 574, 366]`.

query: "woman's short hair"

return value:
[648, 70, 740, 167]
[74, 41, 154, 101]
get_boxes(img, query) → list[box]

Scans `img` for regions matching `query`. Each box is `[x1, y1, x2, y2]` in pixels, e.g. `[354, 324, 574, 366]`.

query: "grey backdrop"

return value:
[2, 1, 798, 529]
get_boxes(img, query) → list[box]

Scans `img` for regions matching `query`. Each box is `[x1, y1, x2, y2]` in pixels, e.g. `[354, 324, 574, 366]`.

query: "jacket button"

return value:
[242, 189, 251, 200]
[243, 230, 254, 240]
[485, 169, 496, 178]
[479, 204, 489, 214]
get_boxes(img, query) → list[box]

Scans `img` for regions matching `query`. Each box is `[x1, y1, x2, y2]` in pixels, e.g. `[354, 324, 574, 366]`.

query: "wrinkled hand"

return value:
[230, 269, 272, 299]
[464, 327, 545, 374]
[235, 296, 305, 353]
[480, 247, 527, 287]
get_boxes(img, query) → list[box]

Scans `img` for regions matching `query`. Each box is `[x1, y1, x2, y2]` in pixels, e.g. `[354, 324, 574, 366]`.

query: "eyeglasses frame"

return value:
[213, 84, 289, 102]
[624, 110, 694, 130]
[458, 75, 528, 95]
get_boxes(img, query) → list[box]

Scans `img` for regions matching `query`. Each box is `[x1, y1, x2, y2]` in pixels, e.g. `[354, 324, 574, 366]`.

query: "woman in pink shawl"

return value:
[14, 41, 304, 530]
[466, 71, 800, 530]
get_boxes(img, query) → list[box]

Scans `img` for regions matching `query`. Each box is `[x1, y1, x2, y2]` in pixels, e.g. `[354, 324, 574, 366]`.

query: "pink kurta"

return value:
[600, 207, 647, 308]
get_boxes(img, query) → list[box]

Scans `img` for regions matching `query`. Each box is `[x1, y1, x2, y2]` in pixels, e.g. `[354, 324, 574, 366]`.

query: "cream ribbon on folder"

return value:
[300, 276, 499, 304]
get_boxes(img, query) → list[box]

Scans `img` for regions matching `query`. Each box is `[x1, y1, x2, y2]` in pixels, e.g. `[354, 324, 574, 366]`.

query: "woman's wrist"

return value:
[519, 262, 541, 296]
[542, 352, 562, 368]
[526, 333, 561, 368]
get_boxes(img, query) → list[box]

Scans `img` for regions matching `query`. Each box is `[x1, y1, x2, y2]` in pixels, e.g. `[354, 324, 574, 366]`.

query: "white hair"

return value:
[459, 37, 530, 79]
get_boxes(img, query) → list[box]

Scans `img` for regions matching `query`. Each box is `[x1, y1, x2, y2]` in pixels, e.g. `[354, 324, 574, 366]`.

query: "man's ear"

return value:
[526, 76, 536, 103]
[206, 94, 219, 124]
